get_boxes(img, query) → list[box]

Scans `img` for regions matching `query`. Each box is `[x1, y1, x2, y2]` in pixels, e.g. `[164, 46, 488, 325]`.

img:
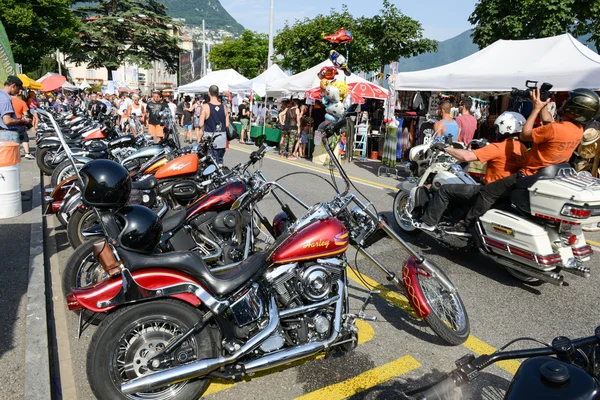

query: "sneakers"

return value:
[417, 221, 436, 232]
[287, 155, 297, 160]
[24, 153, 35, 160]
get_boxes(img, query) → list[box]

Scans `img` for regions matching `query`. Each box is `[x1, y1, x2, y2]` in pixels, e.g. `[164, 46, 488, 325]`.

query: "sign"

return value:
[0, 21, 16, 83]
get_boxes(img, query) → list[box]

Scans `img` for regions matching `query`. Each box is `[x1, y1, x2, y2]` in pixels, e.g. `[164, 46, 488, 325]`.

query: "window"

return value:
[86, 70, 96, 79]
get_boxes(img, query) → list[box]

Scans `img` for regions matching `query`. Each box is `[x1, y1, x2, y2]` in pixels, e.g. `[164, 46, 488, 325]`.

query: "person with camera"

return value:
[418, 112, 528, 232]
[450, 87, 600, 233]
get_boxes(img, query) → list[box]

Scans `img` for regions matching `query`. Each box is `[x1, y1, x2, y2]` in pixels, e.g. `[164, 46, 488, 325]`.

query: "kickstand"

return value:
[78, 311, 100, 339]
[358, 290, 380, 321]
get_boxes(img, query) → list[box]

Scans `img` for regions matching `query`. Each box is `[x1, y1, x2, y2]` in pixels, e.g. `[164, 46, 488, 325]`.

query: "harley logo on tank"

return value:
[303, 239, 330, 249]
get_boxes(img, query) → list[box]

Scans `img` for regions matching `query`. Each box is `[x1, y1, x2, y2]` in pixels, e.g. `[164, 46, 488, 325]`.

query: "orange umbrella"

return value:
[347, 81, 387, 100]
[40, 74, 67, 92]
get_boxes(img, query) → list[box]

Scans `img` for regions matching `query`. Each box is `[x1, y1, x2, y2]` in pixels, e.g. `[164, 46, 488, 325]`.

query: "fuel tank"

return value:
[82, 128, 106, 140]
[155, 154, 198, 179]
[187, 181, 246, 219]
[108, 134, 135, 148]
[144, 158, 168, 175]
[270, 217, 348, 264]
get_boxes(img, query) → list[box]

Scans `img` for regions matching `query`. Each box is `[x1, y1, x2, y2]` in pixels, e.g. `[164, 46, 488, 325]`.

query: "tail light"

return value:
[561, 204, 592, 219]
[573, 245, 593, 258]
[66, 294, 84, 311]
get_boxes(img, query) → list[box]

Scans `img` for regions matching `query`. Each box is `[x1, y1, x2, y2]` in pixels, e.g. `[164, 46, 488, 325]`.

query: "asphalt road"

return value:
[49, 143, 600, 400]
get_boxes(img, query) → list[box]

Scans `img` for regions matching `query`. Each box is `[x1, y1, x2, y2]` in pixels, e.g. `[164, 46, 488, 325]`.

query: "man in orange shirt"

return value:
[11, 91, 34, 159]
[419, 112, 527, 232]
[458, 88, 600, 232]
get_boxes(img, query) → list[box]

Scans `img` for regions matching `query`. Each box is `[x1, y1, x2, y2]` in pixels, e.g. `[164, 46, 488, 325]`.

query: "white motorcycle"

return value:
[393, 138, 600, 286]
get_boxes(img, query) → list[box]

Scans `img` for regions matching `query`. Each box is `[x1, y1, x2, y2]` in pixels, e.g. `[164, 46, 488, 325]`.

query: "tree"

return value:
[68, 0, 181, 79]
[362, 0, 437, 82]
[0, 0, 79, 72]
[273, 3, 436, 79]
[469, 0, 599, 51]
[208, 30, 268, 79]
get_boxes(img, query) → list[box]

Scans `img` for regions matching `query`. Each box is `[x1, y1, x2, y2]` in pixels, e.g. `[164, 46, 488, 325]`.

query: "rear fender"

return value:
[37, 139, 61, 150]
[399, 180, 416, 194]
[402, 256, 431, 318]
[60, 191, 83, 215]
[67, 268, 204, 313]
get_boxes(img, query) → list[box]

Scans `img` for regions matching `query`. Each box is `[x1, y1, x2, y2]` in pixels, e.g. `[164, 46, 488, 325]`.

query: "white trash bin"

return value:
[0, 140, 22, 219]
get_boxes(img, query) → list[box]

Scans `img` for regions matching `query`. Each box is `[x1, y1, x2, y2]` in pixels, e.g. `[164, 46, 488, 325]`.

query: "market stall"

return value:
[177, 69, 249, 93]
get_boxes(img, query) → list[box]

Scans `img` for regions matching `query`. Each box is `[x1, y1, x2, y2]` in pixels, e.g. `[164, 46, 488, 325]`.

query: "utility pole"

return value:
[56, 49, 62, 75]
[202, 19, 207, 77]
[267, 0, 274, 68]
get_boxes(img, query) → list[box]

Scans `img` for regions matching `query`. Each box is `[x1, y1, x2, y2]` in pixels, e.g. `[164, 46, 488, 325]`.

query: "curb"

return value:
[23, 168, 51, 399]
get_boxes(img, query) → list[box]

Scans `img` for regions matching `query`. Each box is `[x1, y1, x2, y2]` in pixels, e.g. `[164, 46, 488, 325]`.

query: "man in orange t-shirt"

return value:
[11, 93, 34, 159]
[460, 88, 600, 231]
[419, 112, 527, 231]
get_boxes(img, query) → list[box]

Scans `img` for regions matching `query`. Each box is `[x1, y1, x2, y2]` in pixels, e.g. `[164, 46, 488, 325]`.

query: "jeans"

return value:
[464, 173, 519, 224]
[210, 148, 225, 166]
[422, 184, 482, 226]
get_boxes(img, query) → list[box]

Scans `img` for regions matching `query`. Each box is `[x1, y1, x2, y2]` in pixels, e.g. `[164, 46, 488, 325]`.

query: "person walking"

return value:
[180, 95, 194, 143]
[238, 97, 251, 144]
[11, 91, 34, 159]
[127, 94, 145, 136]
[146, 91, 169, 140]
[26, 91, 39, 131]
[434, 101, 459, 142]
[193, 96, 203, 143]
[198, 85, 229, 167]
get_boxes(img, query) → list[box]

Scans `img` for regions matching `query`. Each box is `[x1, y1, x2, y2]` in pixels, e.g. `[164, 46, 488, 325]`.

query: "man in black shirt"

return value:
[238, 97, 251, 144]
[87, 93, 104, 116]
[146, 91, 169, 140]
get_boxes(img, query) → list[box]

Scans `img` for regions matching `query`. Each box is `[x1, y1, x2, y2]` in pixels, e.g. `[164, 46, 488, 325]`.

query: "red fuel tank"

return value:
[186, 181, 246, 219]
[83, 128, 107, 140]
[270, 217, 349, 264]
[155, 154, 199, 179]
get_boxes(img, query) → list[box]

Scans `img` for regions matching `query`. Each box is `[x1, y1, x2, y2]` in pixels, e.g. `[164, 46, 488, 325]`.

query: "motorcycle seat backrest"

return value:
[131, 175, 158, 191]
[515, 163, 572, 189]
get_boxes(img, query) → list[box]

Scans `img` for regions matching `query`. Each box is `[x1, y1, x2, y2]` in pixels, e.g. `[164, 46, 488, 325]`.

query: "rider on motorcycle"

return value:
[418, 111, 528, 232]
[455, 88, 600, 233]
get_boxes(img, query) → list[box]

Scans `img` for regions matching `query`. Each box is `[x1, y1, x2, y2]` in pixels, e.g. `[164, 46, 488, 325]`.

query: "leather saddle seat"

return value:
[511, 163, 572, 214]
[131, 176, 157, 191]
[160, 209, 186, 232]
[117, 248, 269, 298]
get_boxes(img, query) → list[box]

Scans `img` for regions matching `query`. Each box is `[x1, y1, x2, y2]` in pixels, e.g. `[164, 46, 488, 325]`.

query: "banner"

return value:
[178, 47, 204, 86]
[0, 21, 16, 84]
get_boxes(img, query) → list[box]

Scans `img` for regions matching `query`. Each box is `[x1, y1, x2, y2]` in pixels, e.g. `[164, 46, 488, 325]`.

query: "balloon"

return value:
[329, 50, 351, 76]
[323, 28, 353, 44]
[330, 80, 348, 100]
[318, 66, 338, 81]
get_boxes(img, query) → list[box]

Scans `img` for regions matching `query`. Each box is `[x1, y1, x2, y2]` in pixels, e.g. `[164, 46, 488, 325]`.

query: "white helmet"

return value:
[494, 111, 526, 137]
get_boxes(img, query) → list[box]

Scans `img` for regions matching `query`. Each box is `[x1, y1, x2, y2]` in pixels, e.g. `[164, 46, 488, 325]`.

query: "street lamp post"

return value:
[267, 0, 274, 68]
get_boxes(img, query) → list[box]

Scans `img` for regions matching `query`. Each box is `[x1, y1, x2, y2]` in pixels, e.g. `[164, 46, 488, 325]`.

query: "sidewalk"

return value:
[0, 144, 50, 399]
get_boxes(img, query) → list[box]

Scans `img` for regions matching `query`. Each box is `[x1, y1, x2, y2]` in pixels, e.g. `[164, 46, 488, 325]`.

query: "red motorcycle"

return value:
[66, 120, 470, 400]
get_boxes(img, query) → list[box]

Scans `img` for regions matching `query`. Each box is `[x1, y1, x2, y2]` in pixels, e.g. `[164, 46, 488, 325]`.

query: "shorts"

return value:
[300, 132, 309, 144]
[240, 118, 250, 130]
[148, 124, 164, 138]
[183, 124, 193, 131]
[193, 116, 200, 127]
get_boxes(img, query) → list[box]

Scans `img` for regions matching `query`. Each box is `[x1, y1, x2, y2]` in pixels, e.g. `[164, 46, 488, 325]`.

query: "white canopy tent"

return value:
[394, 34, 600, 92]
[266, 60, 389, 95]
[177, 69, 249, 93]
[80, 79, 91, 90]
[62, 81, 79, 91]
[229, 64, 288, 96]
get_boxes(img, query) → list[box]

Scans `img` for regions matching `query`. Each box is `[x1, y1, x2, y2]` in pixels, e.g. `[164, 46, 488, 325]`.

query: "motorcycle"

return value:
[393, 137, 600, 286]
[65, 117, 469, 400]
[412, 325, 600, 399]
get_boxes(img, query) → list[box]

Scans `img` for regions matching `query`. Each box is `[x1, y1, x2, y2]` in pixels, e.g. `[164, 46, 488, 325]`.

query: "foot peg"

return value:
[358, 290, 380, 321]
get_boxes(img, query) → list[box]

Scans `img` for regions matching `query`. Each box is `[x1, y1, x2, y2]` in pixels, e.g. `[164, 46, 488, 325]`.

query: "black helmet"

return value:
[92, 101, 107, 118]
[80, 160, 131, 209]
[115, 205, 162, 254]
[560, 88, 600, 124]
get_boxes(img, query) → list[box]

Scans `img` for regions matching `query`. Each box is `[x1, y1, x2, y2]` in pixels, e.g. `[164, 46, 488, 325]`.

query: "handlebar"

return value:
[416, 326, 600, 399]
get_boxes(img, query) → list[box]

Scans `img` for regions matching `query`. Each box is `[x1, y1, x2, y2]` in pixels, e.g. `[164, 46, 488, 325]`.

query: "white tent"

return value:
[80, 79, 91, 90]
[229, 64, 288, 94]
[394, 34, 600, 92]
[62, 81, 79, 91]
[266, 60, 389, 95]
[177, 69, 249, 93]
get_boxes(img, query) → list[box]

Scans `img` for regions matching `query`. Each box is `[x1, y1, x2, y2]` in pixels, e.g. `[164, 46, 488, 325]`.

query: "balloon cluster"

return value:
[318, 50, 351, 122]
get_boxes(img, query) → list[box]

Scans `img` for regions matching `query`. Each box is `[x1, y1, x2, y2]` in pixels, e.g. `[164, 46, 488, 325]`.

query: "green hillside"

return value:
[159, 0, 244, 34]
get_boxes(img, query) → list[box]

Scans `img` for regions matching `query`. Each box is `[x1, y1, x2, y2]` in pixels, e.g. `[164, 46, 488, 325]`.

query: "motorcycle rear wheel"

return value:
[62, 239, 107, 297]
[393, 191, 420, 235]
[416, 271, 470, 346]
[87, 300, 218, 400]
[36, 147, 56, 176]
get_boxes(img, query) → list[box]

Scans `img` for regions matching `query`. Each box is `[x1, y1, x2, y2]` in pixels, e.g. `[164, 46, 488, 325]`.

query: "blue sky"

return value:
[221, 0, 478, 41]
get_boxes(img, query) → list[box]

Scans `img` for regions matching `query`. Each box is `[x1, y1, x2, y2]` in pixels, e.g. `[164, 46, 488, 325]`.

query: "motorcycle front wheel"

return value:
[393, 191, 420, 235]
[416, 270, 470, 346]
[87, 300, 218, 400]
[36, 147, 56, 176]
[51, 160, 85, 188]
[67, 207, 101, 249]
[62, 239, 107, 297]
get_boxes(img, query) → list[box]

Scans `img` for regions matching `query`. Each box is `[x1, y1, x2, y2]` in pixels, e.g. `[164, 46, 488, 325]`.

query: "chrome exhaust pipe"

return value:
[561, 262, 590, 278]
[243, 281, 344, 374]
[121, 296, 280, 395]
[482, 250, 565, 286]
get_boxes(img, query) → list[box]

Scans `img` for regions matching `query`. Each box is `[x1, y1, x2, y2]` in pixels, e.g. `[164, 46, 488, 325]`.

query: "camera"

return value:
[511, 80, 554, 101]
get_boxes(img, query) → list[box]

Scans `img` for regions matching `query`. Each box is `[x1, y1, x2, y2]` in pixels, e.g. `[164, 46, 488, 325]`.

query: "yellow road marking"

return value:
[347, 266, 521, 375]
[203, 319, 375, 396]
[295, 355, 421, 400]
[587, 239, 600, 248]
[229, 144, 400, 191]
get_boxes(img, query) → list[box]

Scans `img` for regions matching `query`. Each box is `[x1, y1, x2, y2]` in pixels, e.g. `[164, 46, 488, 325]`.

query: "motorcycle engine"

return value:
[111, 147, 135, 162]
[262, 261, 342, 348]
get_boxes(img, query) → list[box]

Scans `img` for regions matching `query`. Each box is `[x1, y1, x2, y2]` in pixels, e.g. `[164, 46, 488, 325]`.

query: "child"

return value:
[294, 118, 310, 158]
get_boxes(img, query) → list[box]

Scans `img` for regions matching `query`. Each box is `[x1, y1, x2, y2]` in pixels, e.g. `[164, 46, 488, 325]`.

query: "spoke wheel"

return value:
[417, 271, 470, 345]
[393, 191, 419, 234]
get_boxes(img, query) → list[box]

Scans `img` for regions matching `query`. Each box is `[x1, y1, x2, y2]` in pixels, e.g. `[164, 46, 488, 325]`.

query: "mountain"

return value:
[397, 30, 597, 72]
[158, 0, 244, 34]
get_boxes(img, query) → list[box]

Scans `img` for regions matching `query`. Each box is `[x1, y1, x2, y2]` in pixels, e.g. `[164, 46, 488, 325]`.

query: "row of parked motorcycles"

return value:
[40, 104, 600, 399]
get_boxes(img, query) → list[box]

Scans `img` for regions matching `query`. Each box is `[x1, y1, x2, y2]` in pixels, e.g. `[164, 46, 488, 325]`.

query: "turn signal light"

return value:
[567, 235, 577, 245]
[66, 294, 83, 311]
[561, 205, 592, 219]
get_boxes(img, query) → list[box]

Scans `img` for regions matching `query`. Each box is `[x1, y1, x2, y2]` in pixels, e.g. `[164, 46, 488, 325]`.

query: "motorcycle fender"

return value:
[72, 155, 93, 164]
[37, 139, 61, 150]
[67, 269, 203, 313]
[402, 256, 431, 319]
[61, 191, 83, 215]
[399, 180, 416, 194]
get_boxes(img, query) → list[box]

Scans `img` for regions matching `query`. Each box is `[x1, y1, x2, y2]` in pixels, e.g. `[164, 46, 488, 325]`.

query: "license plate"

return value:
[559, 222, 573, 233]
